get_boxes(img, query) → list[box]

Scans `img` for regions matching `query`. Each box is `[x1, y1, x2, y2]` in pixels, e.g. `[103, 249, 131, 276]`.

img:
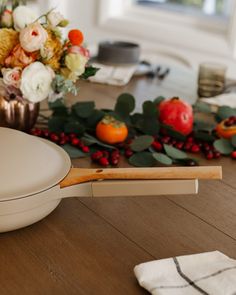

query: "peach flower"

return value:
[5, 44, 38, 68]
[20, 23, 48, 53]
[1, 67, 22, 88]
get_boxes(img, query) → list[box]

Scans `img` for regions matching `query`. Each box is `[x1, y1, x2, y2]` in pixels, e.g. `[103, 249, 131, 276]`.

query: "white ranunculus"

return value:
[20, 62, 54, 103]
[47, 11, 64, 27]
[13, 6, 37, 31]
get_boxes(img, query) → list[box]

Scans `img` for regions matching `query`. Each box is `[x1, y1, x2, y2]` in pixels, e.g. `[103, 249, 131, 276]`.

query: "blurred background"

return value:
[31, 0, 236, 78]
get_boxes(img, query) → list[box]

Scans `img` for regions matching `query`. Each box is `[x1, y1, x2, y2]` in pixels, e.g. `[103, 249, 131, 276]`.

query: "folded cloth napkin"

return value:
[89, 62, 137, 86]
[200, 93, 236, 108]
[134, 251, 236, 295]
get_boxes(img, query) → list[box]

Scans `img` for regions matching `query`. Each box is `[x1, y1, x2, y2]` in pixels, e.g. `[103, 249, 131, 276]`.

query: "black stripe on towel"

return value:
[173, 257, 209, 295]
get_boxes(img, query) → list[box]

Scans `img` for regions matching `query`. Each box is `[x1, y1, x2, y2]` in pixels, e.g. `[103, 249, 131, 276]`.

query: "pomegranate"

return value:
[158, 97, 193, 136]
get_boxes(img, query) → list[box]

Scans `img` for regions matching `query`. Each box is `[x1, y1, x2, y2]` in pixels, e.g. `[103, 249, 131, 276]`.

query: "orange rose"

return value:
[5, 44, 38, 68]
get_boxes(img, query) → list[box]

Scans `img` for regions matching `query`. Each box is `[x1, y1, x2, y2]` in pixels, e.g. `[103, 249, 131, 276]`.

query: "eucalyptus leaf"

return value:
[131, 135, 154, 152]
[73, 101, 95, 119]
[64, 121, 85, 136]
[82, 134, 115, 149]
[143, 101, 157, 117]
[86, 110, 105, 128]
[62, 144, 87, 159]
[48, 116, 66, 133]
[139, 118, 160, 136]
[153, 153, 173, 165]
[194, 120, 215, 131]
[194, 102, 211, 113]
[129, 152, 156, 167]
[194, 131, 215, 142]
[115, 93, 135, 118]
[80, 66, 99, 79]
[231, 135, 236, 148]
[154, 96, 165, 105]
[164, 144, 188, 160]
[214, 138, 234, 155]
[217, 106, 236, 121]
[161, 124, 186, 141]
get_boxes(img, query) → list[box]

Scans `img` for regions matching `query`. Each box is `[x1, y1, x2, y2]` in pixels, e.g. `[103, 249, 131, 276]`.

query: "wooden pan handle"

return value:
[60, 166, 222, 188]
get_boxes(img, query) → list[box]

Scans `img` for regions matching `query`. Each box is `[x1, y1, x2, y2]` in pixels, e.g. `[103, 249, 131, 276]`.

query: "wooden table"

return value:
[1, 77, 236, 295]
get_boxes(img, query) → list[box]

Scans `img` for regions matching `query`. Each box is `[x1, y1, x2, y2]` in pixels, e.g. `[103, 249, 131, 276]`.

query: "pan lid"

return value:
[0, 128, 71, 202]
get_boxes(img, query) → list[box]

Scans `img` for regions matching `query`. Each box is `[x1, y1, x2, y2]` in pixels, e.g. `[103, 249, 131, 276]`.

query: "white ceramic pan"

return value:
[0, 128, 222, 233]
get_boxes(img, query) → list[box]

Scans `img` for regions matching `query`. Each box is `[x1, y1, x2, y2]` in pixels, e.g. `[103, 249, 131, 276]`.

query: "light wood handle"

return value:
[60, 166, 222, 188]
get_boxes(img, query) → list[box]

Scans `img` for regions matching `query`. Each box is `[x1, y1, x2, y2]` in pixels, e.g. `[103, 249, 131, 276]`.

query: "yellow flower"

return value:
[60, 67, 77, 82]
[65, 53, 87, 77]
[0, 29, 19, 67]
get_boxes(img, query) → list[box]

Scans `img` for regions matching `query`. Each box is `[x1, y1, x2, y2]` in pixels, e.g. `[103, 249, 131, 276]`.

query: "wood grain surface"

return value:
[1, 77, 236, 295]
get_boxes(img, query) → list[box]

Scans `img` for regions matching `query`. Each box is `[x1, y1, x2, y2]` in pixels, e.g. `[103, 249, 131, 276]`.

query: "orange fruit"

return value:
[96, 116, 128, 144]
[216, 117, 236, 139]
[68, 29, 84, 46]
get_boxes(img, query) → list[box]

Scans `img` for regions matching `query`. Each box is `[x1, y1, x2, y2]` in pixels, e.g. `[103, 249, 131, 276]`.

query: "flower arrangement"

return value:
[0, 0, 97, 104]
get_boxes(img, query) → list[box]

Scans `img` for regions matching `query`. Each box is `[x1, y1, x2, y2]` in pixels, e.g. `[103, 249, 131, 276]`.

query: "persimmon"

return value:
[216, 116, 236, 139]
[96, 116, 128, 144]
[68, 29, 84, 46]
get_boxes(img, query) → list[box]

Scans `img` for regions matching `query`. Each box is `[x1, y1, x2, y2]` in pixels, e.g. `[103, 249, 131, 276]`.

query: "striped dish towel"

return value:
[134, 251, 236, 295]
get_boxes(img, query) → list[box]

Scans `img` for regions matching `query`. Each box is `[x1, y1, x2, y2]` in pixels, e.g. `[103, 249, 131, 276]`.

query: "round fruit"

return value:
[158, 97, 193, 135]
[96, 115, 128, 144]
[68, 29, 84, 46]
[216, 116, 236, 139]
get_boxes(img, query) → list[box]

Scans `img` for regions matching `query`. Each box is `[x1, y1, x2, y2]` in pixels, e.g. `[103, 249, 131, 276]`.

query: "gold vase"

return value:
[0, 96, 39, 132]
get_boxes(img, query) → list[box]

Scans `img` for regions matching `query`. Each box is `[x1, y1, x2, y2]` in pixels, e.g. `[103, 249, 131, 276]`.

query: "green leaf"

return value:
[143, 101, 157, 117]
[214, 138, 234, 155]
[129, 152, 156, 167]
[130, 135, 154, 152]
[194, 131, 215, 142]
[86, 110, 105, 128]
[161, 124, 186, 141]
[164, 144, 188, 160]
[139, 118, 160, 136]
[80, 66, 99, 79]
[194, 101, 211, 113]
[115, 93, 135, 119]
[231, 135, 236, 148]
[194, 120, 215, 132]
[153, 153, 173, 165]
[82, 134, 115, 149]
[217, 106, 236, 121]
[154, 96, 165, 105]
[64, 121, 85, 136]
[62, 144, 87, 159]
[73, 101, 95, 119]
[48, 117, 66, 133]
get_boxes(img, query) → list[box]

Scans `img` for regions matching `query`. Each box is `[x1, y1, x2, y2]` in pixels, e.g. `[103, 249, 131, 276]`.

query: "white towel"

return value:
[134, 251, 236, 295]
[201, 93, 236, 108]
[89, 62, 137, 86]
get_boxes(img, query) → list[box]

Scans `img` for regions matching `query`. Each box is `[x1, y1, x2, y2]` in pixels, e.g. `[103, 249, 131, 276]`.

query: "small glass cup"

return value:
[198, 62, 227, 98]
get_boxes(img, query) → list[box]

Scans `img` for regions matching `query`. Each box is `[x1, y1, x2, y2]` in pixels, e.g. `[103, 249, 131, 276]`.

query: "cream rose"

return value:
[65, 53, 88, 77]
[20, 22, 48, 52]
[20, 62, 54, 103]
[13, 6, 37, 31]
[47, 11, 64, 27]
[1, 67, 22, 88]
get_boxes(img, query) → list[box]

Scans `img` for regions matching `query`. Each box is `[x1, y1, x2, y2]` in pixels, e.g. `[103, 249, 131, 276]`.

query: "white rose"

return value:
[20, 62, 53, 103]
[2, 67, 22, 88]
[13, 6, 37, 31]
[20, 22, 48, 52]
[47, 11, 64, 27]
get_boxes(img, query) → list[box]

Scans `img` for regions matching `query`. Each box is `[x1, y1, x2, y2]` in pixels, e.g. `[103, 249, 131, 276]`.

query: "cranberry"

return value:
[59, 139, 67, 146]
[231, 151, 236, 159]
[99, 157, 110, 167]
[183, 142, 192, 151]
[214, 151, 221, 159]
[50, 133, 59, 143]
[206, 151, 214, 160]
[152, 141, 163, 151]
[102, 151, 110, 158]
[125, 149, 133, 158]
[69, 133, 77, 139]
[82, 146, 90, 153]
[91, 151, 103, 161]
[185, 159, 198, 166]
[187, 136, 194, 143]
[71, 138, 80, 146]
[161, 136, 171, 144]
[111, 150, 120, 158]
[111, 158, 119, 166]
[175, 142, 184, 150]
[191, 144, 200, 153]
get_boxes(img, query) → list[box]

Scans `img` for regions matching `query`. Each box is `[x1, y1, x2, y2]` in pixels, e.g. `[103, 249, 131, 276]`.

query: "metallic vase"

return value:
[0, 96, 39, 132]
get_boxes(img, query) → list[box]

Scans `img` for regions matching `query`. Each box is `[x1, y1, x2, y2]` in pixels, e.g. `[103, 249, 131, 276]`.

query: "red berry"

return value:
[50, 133, 59, 143]
[82, 146, 90, 153]
[111, 158, 119, 166]
[99, 157, 109, 166]
[187, 136, 194, 143]
[91, 151, 103, 162]
[69, 133, 77, 139]
[161, 136, 171, 144]
[71, 138, 80, 146]
[206, 151, 214, 160]
[102, 151, 110, 158]
[214, 151, 221, 159]
[231, 151, 236, 159]
[183, 142, 192, 151]
[175, 142, 184, 150]
[111, 150, 120, 157]
[59, 139, 67, 146]
[125, 149, 133, 158]
[43, 130, 50, 138]
[152, 141, 162, 151]
[191, 144, 200, 153]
